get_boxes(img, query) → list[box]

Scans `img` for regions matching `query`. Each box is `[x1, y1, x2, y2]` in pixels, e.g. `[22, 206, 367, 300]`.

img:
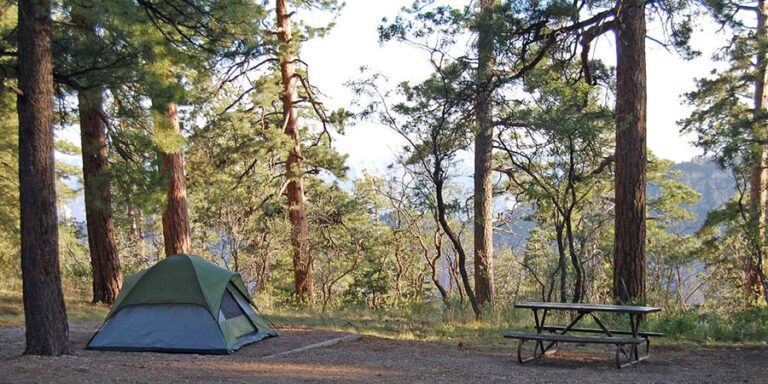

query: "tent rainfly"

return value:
[87, 254, 277, 354]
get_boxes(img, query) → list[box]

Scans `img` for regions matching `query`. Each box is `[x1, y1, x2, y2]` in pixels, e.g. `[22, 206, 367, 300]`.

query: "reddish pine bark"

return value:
[78, 89, 123, 303]
[17, 0, 69, 356]
[277, 0, 313, 301]
[612, 0, 647, 303]
[473, 0, 496, 307]
[157, 101, 192, 257]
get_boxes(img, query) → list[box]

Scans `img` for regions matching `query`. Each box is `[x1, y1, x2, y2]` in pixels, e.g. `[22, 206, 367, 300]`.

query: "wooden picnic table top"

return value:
[514, 302, 661, 314]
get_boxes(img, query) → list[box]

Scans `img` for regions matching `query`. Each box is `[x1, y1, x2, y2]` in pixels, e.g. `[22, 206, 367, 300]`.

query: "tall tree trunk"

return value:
[276, 0, 313, 301]
[612, 0, 647, 303]
[748, 0, 768, 304]
[17, 0, 69, 355]
[78, 89, 123, 303]
[156, 101, 191, 257]
[72, 0, 123, 304]
[473, 0, 496, 308]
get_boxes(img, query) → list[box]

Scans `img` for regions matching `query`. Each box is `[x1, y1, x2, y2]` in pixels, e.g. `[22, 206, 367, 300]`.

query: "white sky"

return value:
[301, 0, 731, 179]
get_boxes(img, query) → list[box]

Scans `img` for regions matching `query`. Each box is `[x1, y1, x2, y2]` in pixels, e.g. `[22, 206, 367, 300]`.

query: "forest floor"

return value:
[1, 322, 767, 383]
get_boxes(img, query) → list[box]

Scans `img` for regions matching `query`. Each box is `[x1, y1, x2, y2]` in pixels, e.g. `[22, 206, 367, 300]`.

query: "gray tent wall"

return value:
[88, 304, 230, 353]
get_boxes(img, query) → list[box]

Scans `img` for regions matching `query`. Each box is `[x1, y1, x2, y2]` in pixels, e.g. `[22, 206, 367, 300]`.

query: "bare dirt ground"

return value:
[0, 323, 766, 383]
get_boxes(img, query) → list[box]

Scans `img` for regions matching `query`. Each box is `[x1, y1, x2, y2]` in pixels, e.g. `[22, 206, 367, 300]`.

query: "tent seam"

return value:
[184, 254, 217, 317]
[108, 269, 149, 319]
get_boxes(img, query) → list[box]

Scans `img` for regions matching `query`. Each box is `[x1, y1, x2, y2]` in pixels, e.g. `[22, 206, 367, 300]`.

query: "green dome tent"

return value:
[87, 254, 277, 354]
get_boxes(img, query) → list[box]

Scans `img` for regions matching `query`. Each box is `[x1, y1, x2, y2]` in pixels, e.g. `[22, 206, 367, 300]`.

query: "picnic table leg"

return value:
[633, 314, 652, 362]
[539, 309, 560, 354]
[645, 336, 651, 358]
[517, 308, 543, 363]
[516, 309, 551, 363]
[615, 313, 651, 368]
[630, 313, 640, 361]
[615, 343, 631, 369]
[615, 343, 650, 368]
[517, 339, 542, 363]
[532, 309, 544, 356]
[538, 309, 561, 355]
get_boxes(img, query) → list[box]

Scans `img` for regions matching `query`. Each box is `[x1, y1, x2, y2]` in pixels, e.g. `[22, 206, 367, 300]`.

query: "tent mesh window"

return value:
[220, 288, 246, 319]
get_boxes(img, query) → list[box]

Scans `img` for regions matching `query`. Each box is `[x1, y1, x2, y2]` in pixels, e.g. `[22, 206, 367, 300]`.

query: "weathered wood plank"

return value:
[541, 325, 665, 337]
[261, 334, 362, 360]
[504, 331, 644, 345]
[514, 301, 661, 314]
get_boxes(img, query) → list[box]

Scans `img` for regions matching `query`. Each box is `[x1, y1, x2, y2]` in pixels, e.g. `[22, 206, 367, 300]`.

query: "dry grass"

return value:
[1, 287, 766, 346]
[0, 289, 109, 327]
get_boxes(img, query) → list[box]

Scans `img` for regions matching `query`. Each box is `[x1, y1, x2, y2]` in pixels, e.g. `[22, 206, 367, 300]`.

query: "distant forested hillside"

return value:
[498, 158, 736, 250]
[670, 159, 736, 233]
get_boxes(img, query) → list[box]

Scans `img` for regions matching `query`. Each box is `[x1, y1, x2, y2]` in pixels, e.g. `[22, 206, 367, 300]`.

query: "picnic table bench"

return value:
[504, 302, 664, 368]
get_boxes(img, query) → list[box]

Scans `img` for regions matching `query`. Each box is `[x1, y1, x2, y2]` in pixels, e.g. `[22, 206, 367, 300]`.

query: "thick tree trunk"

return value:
[612, 0, 647, 303]
[78, 89, 123, 303]
[156, 101, 191, 257]
[748, 0, 768, 304]
[17, 0, 69, 355]
[72, 2, 123, 304]
[277, 0, 313, 301]
[473, 0, 496, 307]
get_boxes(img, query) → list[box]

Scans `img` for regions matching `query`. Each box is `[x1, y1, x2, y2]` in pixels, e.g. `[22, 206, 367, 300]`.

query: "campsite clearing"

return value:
[0, 323, 765, 383]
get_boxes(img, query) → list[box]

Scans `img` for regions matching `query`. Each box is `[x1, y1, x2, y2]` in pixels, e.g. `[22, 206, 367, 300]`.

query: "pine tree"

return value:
[612, 0, 648, 303]
[71, 0, 123, 303]
[682, 0, 768, 305]
[473, 0, 496, 307]
[126, 0, 268, 257]
[276, 0, 312, 300]
[156, 100, 192, 256]
[17, 0, 69, 355]
[513, 0, 693, 303]
[270, 0, 343, 302]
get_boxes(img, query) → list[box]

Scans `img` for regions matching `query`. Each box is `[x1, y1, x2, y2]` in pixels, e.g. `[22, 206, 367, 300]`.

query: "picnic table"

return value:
[504, 302, 664, 368]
